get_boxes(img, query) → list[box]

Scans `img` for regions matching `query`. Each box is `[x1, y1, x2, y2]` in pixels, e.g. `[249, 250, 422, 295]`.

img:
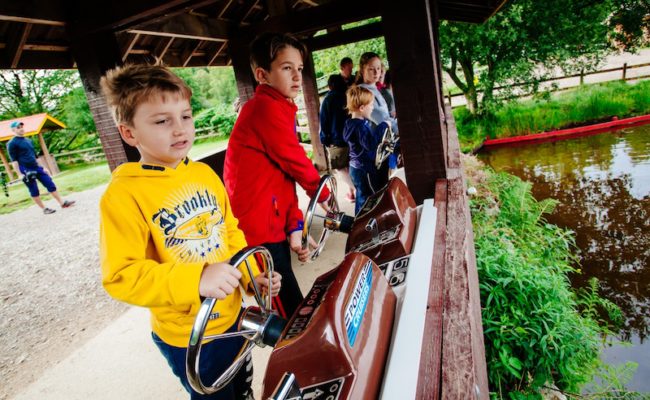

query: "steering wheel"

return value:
[186, 246, 285, 395]
[375, 124, 396, 168]
[302, 174, 354, 260]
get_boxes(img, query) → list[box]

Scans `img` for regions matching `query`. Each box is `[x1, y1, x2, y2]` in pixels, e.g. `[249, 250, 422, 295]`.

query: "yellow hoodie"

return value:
[99, 159, 258, 347]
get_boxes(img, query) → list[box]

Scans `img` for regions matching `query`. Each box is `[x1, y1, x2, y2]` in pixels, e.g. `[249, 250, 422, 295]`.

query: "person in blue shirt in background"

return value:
[343, 85, 390, 215]
[7, 121, 75, 214]
[319, 74, 356, 202]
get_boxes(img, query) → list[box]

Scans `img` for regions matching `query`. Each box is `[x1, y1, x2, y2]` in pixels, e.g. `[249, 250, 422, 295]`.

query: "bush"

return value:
[194, 104, 237, 137]
[467, 164, 623, 397]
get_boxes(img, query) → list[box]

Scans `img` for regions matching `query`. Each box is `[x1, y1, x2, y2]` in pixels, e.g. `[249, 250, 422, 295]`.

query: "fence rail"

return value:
[446, 60, 650, 107]
[51, 128, 224, 165]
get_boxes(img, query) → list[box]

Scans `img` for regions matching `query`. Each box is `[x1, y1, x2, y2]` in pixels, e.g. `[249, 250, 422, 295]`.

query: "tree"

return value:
[172, 66, 238, 111]
[0, 70, 90, 153]
[52, 87, 99, 153]
[609, 0, 650, 50]
[312, 37, 387, 81]
[439, 0, 615, 115]
[0, 70, 79, 118]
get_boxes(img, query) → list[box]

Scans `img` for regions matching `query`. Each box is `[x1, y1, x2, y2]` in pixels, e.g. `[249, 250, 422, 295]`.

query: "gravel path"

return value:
[0, 185, 128, 400]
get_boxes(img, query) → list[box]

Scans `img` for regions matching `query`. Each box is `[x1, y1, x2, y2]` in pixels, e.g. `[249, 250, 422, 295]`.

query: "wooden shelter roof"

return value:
[0, 0, 507, 70]
[0, 113, 66, 142]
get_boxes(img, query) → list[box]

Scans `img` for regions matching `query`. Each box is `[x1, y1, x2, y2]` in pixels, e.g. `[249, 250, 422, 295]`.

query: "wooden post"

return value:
[37, 132, 58, 175]
[302, 51, 327, 171]
[67, 26, 137, 171]
[380, 0, 447, 204]
[622, 63, 628, 80]
[447, 91, 452, 106]
[580, 68, 585, 85]
[0, 143, 16, 181]
[229, 35, 257, 104]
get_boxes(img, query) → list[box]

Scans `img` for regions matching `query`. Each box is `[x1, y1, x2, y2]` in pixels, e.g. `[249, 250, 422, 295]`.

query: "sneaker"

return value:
[61, 200, 76, 208]
[43, 208, 56, 214]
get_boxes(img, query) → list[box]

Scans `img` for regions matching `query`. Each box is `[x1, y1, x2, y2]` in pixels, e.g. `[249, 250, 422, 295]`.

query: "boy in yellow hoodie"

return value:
[99, 64, 281, 400]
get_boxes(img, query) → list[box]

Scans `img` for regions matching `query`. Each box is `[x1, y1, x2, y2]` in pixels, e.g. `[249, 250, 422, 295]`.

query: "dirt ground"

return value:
[0, 185, 128, 400]
[0, 181, 354, 400]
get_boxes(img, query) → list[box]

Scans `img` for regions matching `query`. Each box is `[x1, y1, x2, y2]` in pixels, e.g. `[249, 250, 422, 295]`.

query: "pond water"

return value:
[478, 125, 650, 391]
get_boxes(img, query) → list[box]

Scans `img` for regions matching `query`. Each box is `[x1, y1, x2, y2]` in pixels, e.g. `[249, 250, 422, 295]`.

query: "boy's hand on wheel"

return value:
[199, 262, 242, 299]
[288, 230, 315, 262]
[254, 271, 282, 297]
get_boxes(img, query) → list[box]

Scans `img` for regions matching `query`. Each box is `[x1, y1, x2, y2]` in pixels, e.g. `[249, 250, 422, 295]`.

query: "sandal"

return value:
[62, 200, 76, 208]
[43, 208, 56, 214]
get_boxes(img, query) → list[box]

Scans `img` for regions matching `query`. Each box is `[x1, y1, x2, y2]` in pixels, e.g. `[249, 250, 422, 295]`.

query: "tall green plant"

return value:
[468, 168, 621, 396]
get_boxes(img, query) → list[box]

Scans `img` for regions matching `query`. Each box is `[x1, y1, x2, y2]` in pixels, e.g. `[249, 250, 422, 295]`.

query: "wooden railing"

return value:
[446, 60, 650, 107]
[41, 128, 225, 166]
[416, 105, 489, 399]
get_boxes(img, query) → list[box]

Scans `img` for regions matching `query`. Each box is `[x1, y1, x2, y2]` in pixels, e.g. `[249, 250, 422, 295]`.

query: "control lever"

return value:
[268, 372, 302, 400]
[365, 218, 379, 243]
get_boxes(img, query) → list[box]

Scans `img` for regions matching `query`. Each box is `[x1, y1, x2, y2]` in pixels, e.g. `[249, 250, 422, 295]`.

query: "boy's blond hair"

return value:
[100, 64, 192, 125]
[346, 85, 374, 112]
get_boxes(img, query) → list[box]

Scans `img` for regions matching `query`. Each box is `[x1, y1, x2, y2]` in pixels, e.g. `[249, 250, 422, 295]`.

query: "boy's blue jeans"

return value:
[152, 312, 253, 400]
[350, 166, 386, 215]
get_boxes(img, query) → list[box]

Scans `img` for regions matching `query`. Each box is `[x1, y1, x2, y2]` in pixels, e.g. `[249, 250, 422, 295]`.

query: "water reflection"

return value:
[479, 127, 650, 345]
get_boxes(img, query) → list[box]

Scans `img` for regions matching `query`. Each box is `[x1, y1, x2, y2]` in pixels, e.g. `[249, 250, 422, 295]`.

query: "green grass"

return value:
[0, 163, 111, 214]
[455, 80, 650, 152]
[189, 136, 229, 159]
[0, 137, 231, 215]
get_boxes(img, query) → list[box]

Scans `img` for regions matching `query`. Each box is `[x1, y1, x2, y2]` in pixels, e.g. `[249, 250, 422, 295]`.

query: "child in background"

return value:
[319, 74, 355, 203]
[224, 33, 330, 319]
[99, 64, 281, 400]
[343, 85, 390, 215]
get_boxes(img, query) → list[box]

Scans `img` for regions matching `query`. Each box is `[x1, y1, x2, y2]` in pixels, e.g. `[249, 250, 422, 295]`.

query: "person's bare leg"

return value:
[49, 190, 64, 206]
[32, 196, 45, 209]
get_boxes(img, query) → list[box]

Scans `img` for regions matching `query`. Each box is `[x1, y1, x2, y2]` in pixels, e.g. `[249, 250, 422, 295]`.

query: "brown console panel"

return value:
[345, 177, 417, 265]
[262, 253, 397, 399]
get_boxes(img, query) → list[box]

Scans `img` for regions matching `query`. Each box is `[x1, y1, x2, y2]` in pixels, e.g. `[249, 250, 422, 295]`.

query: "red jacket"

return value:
[224, 84, 329, 246]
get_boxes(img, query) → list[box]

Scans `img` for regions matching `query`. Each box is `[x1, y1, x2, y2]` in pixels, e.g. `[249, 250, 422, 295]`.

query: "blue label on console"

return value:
[344, 261, 372, 347]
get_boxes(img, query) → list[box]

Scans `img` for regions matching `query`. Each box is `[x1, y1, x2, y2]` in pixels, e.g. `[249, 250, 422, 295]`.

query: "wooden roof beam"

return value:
[438, 0, 508, 22]
[181, 40, 204, 66]
[66, 0, 221, 35]
[265, 0, 291, 17]
[306, 21, 383, 51]
[295, 0, 319, 6]
[208, 41, 227, 66]
[241, 1, 262, 24]
[7, 23, 32, 68]
[218, 0, 235, 18]
[22, 44, 68, 52]
[0, 1, 65, 26]
[129, 13, 230, 42]
[121, 33, 141, 62]
[154, 37, 175, 63]
[247, 0, 378, 37]
[0, 51, 73, 69]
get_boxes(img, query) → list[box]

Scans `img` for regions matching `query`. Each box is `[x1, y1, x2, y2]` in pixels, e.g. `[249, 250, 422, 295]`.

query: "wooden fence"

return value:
[0, 128, 226, 172]
[446, 61, 650, 107]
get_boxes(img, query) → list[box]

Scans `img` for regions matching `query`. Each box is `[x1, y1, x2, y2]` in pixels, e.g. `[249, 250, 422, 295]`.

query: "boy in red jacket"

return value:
[224, 33, 330, 319]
